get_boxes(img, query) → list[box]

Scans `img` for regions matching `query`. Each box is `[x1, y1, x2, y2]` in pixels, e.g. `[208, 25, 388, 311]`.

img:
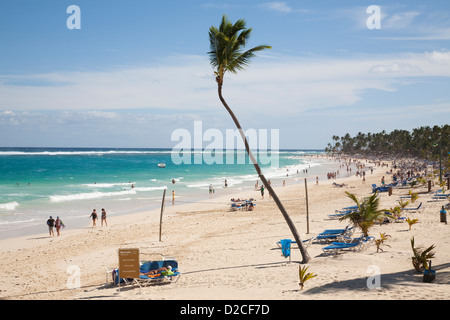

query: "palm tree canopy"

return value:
[208, 15, 271, 84]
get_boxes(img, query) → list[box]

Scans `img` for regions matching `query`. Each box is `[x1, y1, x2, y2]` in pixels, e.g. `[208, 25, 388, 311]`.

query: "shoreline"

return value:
[0, 154, 350, 241]
[1, 156, 449, 300]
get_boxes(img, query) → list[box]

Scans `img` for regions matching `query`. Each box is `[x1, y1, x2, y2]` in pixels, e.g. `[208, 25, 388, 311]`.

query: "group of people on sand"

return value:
[89, 208, 107, 227]
[45, 208, 108, 236]
[230, 198, 256, 211]
[46, 216, 65, 237]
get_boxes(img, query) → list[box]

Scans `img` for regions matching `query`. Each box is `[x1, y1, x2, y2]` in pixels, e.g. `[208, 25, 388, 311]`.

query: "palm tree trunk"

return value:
[217, 82, 311, 263]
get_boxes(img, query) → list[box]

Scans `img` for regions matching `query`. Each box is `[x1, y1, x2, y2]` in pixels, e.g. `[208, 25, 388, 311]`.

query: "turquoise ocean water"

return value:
[0, 148, 343, 240]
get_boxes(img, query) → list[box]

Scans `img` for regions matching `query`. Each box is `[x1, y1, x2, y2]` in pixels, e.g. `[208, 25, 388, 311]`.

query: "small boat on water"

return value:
[157, 163, 166, 168]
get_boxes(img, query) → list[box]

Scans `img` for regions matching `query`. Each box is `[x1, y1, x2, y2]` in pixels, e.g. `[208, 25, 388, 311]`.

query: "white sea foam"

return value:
[50, 190, 137, 202]
[0, 150, 173, 156]
[0, 201, 19, 210]
[83, 182, 135, 188]
[0, 217, 37, 226]
[133, 186, 167, 192]
[186, 182, 211, 189]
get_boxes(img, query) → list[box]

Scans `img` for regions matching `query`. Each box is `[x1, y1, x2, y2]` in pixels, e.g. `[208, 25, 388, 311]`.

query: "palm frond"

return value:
[411, 237, 436, 272]
[208, 14, 271, 81]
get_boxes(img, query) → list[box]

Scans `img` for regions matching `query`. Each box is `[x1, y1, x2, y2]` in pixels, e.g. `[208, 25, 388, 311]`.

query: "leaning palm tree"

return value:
[339, 191, 390, 237]
[208, 15, 310, 263]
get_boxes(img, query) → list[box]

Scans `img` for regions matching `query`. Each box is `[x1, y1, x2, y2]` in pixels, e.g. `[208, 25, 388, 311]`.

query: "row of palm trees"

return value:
[325, 125, 450, 163]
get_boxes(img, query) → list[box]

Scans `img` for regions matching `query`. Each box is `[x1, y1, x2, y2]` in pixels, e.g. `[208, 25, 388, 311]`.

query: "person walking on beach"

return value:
[47, 216, 55, 236]
[172, 190, 175, 205]
[89, 209, 98, 227]
[55, 216, 64, 236]
[260, 185, 265, 200]
[101, 208, 107, 227]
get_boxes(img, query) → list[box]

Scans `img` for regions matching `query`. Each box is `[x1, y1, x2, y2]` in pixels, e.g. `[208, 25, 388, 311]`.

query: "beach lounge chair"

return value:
[322, 241, 361, 255]
[230, 203, 242, 211]
[313, 226, 354, 244]
[138, 259, 181, 285]
[276, 237, 314, 249]
[322, 236, 372, 255]
[342, 205, 358, 210]
[108, 258, 180, 287]
[402, 202, 423, 212]
[385, 212, 406, 223]
[328, 206, 358, 219]
[431, 194, 449, 201]
[372, 184, 390, 193]
[321, 226, 354, 235]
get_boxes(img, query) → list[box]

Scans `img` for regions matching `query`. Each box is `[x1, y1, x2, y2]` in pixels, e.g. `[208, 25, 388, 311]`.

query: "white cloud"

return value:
[369, 62, 423, 73]
[426, 50, 450, 64]
[383, 11, 421, 30]
[261, 2, 292, 13]
[1, 51, 449, 117]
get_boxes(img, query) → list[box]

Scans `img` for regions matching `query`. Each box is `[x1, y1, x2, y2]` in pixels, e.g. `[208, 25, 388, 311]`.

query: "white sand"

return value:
[1, 158, 449, 300]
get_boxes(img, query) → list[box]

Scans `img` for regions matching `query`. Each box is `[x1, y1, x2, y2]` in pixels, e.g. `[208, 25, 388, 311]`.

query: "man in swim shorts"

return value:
[47, 216, 55, 236]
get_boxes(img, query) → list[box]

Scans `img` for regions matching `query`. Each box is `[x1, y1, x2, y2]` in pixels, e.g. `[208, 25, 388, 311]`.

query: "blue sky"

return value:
[0, 0, 449, 149]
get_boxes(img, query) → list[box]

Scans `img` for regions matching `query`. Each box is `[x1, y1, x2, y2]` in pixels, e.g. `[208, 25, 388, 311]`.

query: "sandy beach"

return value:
[1, 157, 449, 301]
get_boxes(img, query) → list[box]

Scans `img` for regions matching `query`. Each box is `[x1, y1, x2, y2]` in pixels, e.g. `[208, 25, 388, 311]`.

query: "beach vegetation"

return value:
[339, 191, 391, 237]
[397, 199, 410, 209]
[208, 15, 311, 263]
[406, 217, 419, 230]
[411, 237, 435, 273]
[298, 265, 317, 290]
[388, 205, 403, 221]
[410, 192, 419, 203]
[375, 233, 391, 253]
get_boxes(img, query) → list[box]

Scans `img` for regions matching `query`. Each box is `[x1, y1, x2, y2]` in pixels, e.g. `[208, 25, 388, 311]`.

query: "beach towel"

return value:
[280, 239, 292, 258]
[161, 270, 175, 276]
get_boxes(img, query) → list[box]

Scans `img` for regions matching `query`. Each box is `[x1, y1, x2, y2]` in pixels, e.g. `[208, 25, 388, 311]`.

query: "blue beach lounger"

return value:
[322, 236, 372, 255]
[402, 202, 423, 212]
[110, 259, 181, 287]
[276, 237, 314, 249]
[139, 259, 180, 283]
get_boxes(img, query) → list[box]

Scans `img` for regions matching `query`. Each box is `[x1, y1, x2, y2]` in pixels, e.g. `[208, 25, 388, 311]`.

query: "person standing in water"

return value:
[101, 208, 107, 227]
[89, 209, 98, 227]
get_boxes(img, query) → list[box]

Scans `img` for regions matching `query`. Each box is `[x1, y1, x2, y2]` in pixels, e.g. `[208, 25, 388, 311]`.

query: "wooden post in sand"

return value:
[159, 189, 166, 242]
[304, 178, 310, 234]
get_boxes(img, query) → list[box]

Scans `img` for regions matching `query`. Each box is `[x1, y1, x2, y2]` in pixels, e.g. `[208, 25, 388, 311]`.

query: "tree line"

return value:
[325, 125, 449, 163]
